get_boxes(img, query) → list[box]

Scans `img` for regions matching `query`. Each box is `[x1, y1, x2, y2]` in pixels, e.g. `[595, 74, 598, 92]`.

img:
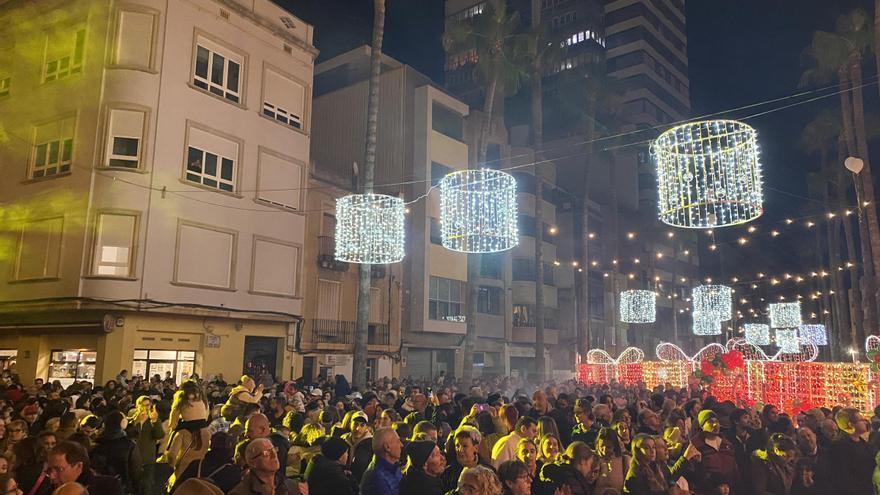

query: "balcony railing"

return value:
[310, 319, 390, 345]
[317, 236, 349, 272]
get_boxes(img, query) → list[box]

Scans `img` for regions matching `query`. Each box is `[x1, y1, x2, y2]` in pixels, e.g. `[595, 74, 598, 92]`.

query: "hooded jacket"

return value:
[92, 428, 142, 493]
[304, 454, 357, 495]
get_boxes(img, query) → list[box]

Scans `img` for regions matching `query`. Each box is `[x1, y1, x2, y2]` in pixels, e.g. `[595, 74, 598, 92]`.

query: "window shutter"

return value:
[116, 11, 154, 67]
[264, 69, 305, 126]
[370, 287, 382, 323]
[188, 127, 237, 161]
[107, 109, 145, 167]
[257, 151, 302, 210]
[317, 280, 341, 320]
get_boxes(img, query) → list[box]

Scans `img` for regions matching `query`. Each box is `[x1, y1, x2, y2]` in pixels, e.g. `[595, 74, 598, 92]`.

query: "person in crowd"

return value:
[400, 440, 446, 495]
[443, 426, 493, 493]
[303, 436, 357, 495]
[54, 414, 77, 441]
[538, 441, 599, 495]
[623, 433, 676, 495]
[549, 394, 573, 447]
[13, 438, 52, 495]
[343, 411, 374, 481]
[690, 409, 740, 495]
[160, 381, 211, 491]
[91, 410, 140, 494]
[172, 432, 240, 493]
[497, 460, 531, 495]
[457, 465, 502, 495]
[829, 407, 874, 495]
[594, 426, 628, 494]
[636, 409, 662, 436]
[491, 417, 537, 468]
[224, 376, 264, 424]
[360, 427, 403, 495]
[750, 433, 798, 495]
[570, 400, 598, 447]
[228, 438, 304, 495]
[0, 473, 22, 495]
[47, 441, 122, 495]
[538, 433, 562, 464]
[126, 395, 164, 495]
[514, 437, 540, 481]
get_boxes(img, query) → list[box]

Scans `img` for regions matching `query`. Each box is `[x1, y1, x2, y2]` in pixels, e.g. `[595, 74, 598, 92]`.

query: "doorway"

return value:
[243, 336, 279, 381]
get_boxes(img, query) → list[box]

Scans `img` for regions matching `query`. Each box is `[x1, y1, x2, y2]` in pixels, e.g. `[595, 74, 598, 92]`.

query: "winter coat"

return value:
[400, 469, 444, 495]
[829, 435, 874, 495]
[537, 462, 593, 495]
[126, 416, 165, 465]
[92, 429, 142, 494]
[304, 454, 357, 495]
[171, 450, 241, 494]
[689, 431, 742, 495]
[76, 469, 124, 495]
[750, 451, 795, 495]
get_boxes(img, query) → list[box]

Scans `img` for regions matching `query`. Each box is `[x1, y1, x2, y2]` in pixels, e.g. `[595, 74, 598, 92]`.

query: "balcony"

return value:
[317, 236, 349, 272]
[309, 319, 390, 346]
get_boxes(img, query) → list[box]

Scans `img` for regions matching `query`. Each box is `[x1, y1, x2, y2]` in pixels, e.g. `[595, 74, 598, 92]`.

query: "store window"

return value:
[132, 349, 195, 384]
[49, 350, 96, 386]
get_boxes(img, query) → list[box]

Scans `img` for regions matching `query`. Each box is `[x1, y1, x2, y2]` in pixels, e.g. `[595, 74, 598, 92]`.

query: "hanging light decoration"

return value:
[692, 312, 722, 336]
[692, 285, 733, 321]
[744, 323, 770, 346]
[439, 169, 518, 253]
[335, 194, 406, 263]
[799, 324, 828, 346]
[776, 328, 800, 354]
[653, 120, 763, 228]
[769, 302, 801, 328]
[619, 290, 657, 323]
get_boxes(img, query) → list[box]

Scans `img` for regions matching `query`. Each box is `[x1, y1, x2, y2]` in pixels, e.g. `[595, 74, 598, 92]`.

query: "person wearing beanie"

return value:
[399, 440, 446, 495]
[304, 437, 357, 495]
[690, 408, 742, 495]
[91, 410, 141, 494]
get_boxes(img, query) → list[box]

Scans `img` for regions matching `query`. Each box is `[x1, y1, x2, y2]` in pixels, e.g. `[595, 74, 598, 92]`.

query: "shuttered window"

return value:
[262, 68, 305, 130]
[256, 150, 303, 210]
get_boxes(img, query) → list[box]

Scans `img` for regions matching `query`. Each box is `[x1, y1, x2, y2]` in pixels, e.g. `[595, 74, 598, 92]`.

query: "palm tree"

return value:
[800, 108, 853, 359]
[352, 0, 385, 391]
[801, 9, 880, 337]
[444, 0, 530, 379]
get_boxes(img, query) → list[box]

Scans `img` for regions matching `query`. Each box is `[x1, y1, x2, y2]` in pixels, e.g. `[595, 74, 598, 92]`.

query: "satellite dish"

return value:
[845, 156, 865, 174]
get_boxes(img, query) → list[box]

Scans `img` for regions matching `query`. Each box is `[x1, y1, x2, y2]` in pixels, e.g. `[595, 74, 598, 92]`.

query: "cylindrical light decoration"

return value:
[692, 285, 733, 321]
[769, 302, 801, 328]
[335, 194, 406, 264]
[619, 290, 657, 323]
[776, 328, 800, 354]
[653, 120, 763, 228]
[799, 324, 828, 346]
[744, 323, 770, 346]
[439, 169, 518, 253]
[692, 312, 722, 336]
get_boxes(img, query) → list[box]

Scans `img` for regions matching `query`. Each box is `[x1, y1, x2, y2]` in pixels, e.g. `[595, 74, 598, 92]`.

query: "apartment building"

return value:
[0, 0, 316, 385]
[295, 165, 402, 382]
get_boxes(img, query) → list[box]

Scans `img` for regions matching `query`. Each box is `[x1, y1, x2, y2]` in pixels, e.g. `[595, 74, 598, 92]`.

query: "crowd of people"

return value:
[0, 368, 878, 495]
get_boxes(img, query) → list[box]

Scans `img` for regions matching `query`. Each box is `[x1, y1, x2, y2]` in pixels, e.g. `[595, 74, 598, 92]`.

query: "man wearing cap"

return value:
[343, 411, 374, 481]
[689, 409, 741, 495]
[361, 427, 403, 495]
[399, 440, 446, 495]
[304, 437, 357, 495]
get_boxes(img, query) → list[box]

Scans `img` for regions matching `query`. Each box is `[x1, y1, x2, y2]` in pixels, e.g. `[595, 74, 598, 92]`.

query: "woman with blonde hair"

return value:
[458, 465, 502, 495]
[623, 433, 671, 495]
[538, 433, 562, 464]
[159, 380, 211, 490]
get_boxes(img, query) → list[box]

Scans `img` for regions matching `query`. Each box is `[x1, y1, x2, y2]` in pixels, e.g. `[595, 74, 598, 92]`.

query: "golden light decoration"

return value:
[769, 301, 802, 328]
[335, 194, 405, 263]
[439, 169, 518, 253]
[619, 290, 657, 323]
[693, 284, 733, 321]
[744, 323, 771, 346]
[653, 120, 763, 228]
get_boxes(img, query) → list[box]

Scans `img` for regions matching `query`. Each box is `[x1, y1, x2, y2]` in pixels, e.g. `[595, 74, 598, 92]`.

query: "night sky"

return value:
[283, 0, 878, 276]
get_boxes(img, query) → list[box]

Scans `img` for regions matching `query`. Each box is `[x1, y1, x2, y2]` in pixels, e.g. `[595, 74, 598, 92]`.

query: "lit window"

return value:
[185, 126, 237, 192]
[43, 29, 86, 82]
[92, 212, 137, 277]
[429, 276, 466, 321]
[0, 77, 9, 97]
[31, 116, 75, 179]
[192, 37, 242, 104]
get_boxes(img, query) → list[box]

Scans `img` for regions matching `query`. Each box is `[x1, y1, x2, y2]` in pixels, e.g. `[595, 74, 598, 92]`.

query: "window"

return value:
[477, 286, 502, 315]
[15, 217, 64, 280]
[429, 276, 465, 321]
[370, 287, 382, 323]
[105, 108, 145, 168]
[451, 2, 485, 21]
[114, 10, 156, 68]
[92, 212, 137, 277]
[432, 102, 463, 141]
[431, 161, 453, 186]
[192, 37, 242, 103]
[317, 279, 341, 320]
[480, 253, 502, 279]
[512, 258, 535, 281]
[132, 349, 195, 384]
[256, 149, 304, 210]
[0, 77, 9, 97]
[31, 116, 75, 179]
[49, 350, 96, 386]
[365, 358, 378, 381]
[430, 218, 442, 245]
[174, 221, 237, 289]
[512, 304, 531, 327]
[43, 29, 86, 82]
[185, 126, 238, 192]
[251, 236, 300, 297]
[263, 68, 306, 130]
